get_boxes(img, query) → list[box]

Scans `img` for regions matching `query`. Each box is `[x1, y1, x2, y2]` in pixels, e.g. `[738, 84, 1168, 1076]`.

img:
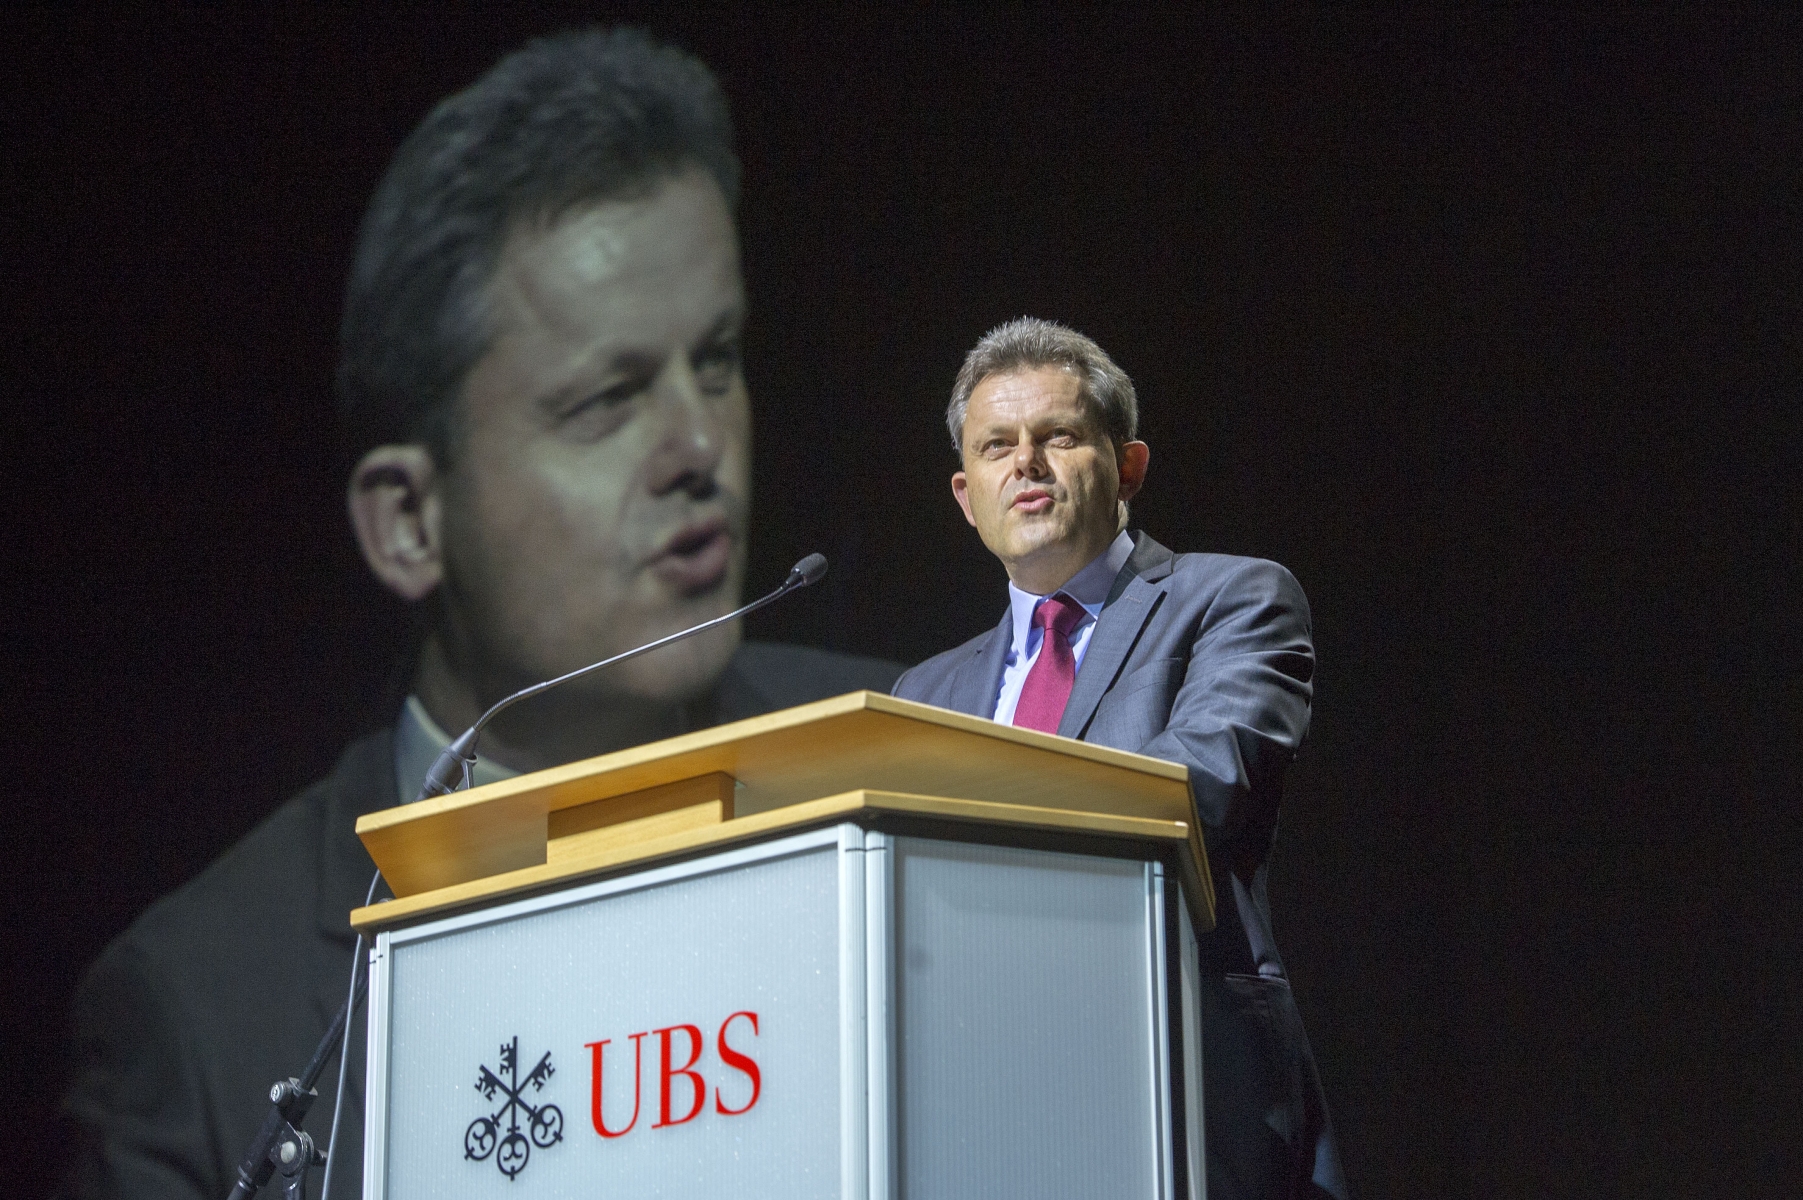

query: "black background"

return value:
[4, 7, 1799, 1198]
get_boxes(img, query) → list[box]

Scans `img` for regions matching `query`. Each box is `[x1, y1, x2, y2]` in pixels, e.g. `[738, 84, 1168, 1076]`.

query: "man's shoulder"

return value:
[1146, 549, 1313, 652]
[715, 640, 906, 720]
[1142, 540, 1309, 608]
[67, 729, 395, 1197]
[1132, 531, 1289, 582]
[89, 729, 393, 992]
[1173, 549, 1303, 583]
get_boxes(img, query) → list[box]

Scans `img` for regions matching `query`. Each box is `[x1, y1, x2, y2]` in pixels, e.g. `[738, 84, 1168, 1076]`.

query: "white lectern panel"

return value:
[369, 829, 844, 1200]
[891, 839, 1165, 1199]
[365, 822, 1195, 1199]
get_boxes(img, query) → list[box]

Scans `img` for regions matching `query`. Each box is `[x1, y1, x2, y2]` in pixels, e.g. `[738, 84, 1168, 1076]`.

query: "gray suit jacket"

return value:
[62, 642, 903, 1200]
[894, 533, 1348, 1200]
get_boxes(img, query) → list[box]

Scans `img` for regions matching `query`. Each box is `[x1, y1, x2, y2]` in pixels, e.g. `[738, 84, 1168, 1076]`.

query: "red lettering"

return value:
[653, 1024, 706, 1127]
[714, 1010, 762, 1115]
[586, 1033, 646, 1138]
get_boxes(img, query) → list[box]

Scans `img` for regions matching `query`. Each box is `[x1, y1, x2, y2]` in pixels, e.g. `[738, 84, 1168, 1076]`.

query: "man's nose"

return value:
[1011, 435, 1048, 478]
[645, 355, 726, 497]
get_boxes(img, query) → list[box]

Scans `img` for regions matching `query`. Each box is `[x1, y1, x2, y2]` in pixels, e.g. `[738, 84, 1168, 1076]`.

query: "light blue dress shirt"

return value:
[393, 693, 518, 802]
[992, 530, 1137, 724]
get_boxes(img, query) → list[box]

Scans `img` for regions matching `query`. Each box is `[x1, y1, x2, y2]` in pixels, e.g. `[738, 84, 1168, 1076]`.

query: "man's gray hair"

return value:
[337, 27, 740, 466]
[945, 318, 1138, 453]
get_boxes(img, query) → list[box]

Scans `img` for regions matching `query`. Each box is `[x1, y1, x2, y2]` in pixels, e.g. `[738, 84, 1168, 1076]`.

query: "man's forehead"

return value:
[488, 172, 743, 341]
[970, 365, 1090, 419]
[529, 207, 635, 283]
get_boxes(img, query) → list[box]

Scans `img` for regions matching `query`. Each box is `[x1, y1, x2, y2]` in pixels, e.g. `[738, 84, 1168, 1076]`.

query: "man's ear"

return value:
[950, 470, 979, 528]
[1116, 441, 1151, 504]
[347, 445, 444, 602]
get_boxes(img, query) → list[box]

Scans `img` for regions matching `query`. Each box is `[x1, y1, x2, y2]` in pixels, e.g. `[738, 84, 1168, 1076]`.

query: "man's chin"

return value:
[606, 620, 742, 702]
[992, 524, 1070, 565]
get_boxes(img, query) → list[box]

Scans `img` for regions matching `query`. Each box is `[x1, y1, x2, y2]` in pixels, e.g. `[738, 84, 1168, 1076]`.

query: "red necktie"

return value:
[1012, 593, 1086, 734]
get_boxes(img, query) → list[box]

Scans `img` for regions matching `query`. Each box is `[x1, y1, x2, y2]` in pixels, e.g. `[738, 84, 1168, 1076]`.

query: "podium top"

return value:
[354, 691, 1208, 931]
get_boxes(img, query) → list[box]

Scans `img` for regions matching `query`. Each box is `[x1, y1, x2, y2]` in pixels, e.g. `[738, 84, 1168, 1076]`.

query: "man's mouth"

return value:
[649, 515, 733, 593]
[1011, 488, 1055, 514]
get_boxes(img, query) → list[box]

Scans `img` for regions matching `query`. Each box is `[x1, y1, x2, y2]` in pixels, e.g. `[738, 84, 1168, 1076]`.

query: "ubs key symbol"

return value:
[466, 1036, 564, 1179]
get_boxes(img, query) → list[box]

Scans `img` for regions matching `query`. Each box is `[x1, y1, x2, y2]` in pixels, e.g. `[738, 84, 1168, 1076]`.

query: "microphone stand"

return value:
[224, 933, 370, 1200]
[414, 552, 828, 799]
[222, 554, 827, 1199]
[225, 870, 382, 1200]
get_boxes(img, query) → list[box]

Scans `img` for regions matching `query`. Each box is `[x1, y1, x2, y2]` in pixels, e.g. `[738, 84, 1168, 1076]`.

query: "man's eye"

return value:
[558, 382, 640, 439]
[592, 381, 641, 408]
[694, 338, 742, 394]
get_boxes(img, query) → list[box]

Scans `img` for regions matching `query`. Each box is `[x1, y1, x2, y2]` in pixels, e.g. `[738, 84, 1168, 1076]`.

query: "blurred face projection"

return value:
[952, 365, 1143, 594]
[439, 168, 751, 706]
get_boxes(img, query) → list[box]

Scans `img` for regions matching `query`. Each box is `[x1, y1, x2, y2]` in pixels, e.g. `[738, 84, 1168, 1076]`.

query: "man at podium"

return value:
[63, 29, 898, 1200]
[894, 318, 1348, 1200]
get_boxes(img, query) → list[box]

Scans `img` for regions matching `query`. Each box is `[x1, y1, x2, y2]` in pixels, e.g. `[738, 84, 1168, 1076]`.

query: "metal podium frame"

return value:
[355, 693, 1214, 1199]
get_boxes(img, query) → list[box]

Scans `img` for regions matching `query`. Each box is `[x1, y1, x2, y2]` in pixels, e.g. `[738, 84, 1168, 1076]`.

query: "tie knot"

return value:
[1034, 594, 1086, 639]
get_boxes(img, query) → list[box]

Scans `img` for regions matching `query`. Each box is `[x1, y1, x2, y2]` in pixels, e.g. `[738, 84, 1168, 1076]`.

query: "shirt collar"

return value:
[1006, 529, 1136, 654]
[393, 694, 519, 803]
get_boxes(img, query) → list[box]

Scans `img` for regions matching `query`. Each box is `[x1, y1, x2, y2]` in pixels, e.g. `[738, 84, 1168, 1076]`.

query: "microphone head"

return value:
[787, 553, 828, 588]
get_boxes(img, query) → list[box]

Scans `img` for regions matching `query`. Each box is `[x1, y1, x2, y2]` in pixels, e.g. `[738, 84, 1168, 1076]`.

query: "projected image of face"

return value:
[436, 168, 751, 707]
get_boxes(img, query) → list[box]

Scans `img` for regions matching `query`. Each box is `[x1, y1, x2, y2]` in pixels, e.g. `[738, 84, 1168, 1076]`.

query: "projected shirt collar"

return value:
[393, 694, 519, 803]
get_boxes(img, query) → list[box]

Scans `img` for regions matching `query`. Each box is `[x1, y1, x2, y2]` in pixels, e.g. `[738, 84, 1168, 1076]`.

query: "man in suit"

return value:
[63, 29, 898, 1199]
[894, 317, 1347, 1200]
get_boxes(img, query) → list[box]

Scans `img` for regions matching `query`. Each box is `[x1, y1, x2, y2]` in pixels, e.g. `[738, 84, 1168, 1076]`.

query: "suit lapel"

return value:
[944, 609, 1013, 717]
[1058, 533, 1175, 739]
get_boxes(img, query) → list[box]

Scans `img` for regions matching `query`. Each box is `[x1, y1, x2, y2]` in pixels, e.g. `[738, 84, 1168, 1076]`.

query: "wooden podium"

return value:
[352, 691, 1215, 1200]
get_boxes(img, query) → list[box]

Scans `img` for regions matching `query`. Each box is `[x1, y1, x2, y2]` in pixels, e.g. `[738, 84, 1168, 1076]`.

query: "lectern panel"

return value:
[365, 818, 1201, 1199]
[892, 839, 1164, 1199]
[370, 830, 844, 1200]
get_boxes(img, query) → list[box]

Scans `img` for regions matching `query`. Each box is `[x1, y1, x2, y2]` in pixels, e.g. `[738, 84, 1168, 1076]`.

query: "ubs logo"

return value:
[460, 1011, 760, 1177]
[465, 1036, 565, 1179]
[587, 1010, 763, 1137]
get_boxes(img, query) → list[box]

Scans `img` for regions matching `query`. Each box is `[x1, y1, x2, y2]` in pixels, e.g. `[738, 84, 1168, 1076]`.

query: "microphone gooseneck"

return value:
[230, 559, 830, 1200]
[414, 554, 829, 800]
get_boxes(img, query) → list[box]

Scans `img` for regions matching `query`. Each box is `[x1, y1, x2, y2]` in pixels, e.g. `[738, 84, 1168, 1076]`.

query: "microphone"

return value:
[226, 563, 830, 1200]
[415, 553, 829, 800]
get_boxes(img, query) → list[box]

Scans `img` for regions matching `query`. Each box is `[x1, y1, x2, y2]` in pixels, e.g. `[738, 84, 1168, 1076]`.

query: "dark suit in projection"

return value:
[63, 642, 901, 1200]
[893, 532, 1348, 1200]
